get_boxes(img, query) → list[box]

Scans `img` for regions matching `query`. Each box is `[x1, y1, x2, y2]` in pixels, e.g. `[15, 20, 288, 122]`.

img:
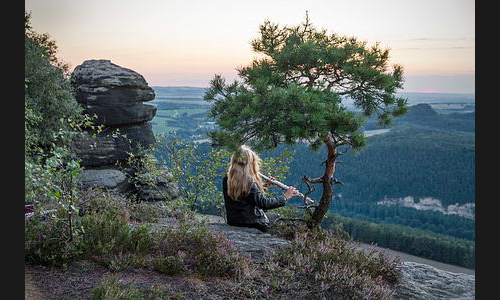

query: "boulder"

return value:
[78, 168, 130, 193]
[84, 103, 156, 126]
[134, 169, 179, 201]
[71, 59, 154, 91]
[207, 223, 291, 261]
[393, 261, 475, 299]
[136, 182, 179, 202]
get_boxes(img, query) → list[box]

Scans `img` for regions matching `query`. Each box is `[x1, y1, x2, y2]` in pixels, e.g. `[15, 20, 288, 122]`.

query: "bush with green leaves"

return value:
[25, 11, 100, 208]
[25, 11, 82, 148]
[153, 134, 230, 214]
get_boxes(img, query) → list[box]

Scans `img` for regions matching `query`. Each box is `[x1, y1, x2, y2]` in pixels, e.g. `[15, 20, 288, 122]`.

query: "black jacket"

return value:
[222, 175, 286, 228]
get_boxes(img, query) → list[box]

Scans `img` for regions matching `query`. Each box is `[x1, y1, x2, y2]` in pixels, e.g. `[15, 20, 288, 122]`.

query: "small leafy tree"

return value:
[153, 134, 230, 214]
[25, 11, 103, 251]
[204, 14, 408, 227]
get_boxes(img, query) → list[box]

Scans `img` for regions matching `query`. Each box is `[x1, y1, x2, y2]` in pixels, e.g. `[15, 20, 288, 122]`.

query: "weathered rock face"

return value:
[71, 59, 177, 200]
[207, 223, 291, 261]
[71, 59, 154, 100]
[135, 171, 180, 201]
[393, 261, 475, 299]
[79, 169, 129, 193]
[74, 85, 155, 106]
[85, 103, 156, 126]
[71, 59, 157, 127]
[73, 123, 155, 167]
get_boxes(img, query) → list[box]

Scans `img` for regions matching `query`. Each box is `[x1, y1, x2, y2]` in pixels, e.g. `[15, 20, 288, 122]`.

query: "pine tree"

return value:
[204, 13, 407, 226]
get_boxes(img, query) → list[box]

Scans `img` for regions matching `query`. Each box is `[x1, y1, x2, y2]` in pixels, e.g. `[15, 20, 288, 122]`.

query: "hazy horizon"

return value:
[150, 85, 475, 95]
[25, 0, 475, 94]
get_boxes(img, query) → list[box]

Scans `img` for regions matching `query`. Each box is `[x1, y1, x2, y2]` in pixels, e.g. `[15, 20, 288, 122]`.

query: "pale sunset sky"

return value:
[25, 0, 475, 93]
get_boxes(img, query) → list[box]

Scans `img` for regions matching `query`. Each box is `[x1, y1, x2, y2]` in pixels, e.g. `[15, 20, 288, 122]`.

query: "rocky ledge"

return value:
[393, 261, 475, 299]
[175, 215, 475, 300]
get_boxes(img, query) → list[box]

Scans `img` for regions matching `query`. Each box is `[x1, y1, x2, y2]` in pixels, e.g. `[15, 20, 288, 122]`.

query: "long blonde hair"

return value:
[227, 145, 265, 201]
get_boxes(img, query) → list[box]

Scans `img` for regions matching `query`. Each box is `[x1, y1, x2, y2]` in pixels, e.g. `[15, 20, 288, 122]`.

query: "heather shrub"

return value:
[152, 254, 187, 275]
[25, 206, 83, 267]
[261, 227, 402, 299]
[25, 190, 153, 270]
[152, 220, 251, 278]
[92, 276, 184, 300]
[128, 200, 166, 223]
[91, 275, 142, 300]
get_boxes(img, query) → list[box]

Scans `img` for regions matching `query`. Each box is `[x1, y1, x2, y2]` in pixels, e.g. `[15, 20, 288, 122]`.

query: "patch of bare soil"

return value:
[25, 260, 252, 300]
[25, 261, 108, 300]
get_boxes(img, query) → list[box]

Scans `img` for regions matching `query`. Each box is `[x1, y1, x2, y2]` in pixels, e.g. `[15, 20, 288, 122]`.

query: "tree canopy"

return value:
[205, 14, 407, 151]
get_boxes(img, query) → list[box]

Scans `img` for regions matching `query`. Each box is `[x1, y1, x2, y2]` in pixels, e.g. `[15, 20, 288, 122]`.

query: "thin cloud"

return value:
[389, 37, 475, 42]
[394, 46, 474, 50]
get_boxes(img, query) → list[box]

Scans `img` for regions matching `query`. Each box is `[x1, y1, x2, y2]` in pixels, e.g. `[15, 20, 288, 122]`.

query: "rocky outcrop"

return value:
[71, 59, 177, 200]
[71, 59, 155, 105]
[189, 215, 475, 299]
[207, 223, 291, 261]
[134, 169, 180, 201]
[393, 261, 475, 299]
[79, 169, 129, 192]
[84, 103, 156, 126]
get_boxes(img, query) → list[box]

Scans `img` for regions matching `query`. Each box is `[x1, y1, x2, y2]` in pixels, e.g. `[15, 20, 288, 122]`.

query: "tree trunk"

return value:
[310, 135, 338, 227]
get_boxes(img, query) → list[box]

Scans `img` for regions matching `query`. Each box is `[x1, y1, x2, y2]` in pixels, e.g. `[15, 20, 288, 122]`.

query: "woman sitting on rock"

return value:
[222, 145, 299, 232]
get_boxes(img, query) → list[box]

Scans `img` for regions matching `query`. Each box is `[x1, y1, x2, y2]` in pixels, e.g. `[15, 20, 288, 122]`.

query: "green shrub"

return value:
[92, 276, 183, 300]
[91, 276, 142, 300]
[25, 191, 152, 269]
[152, 255, 186, 275]
[128, 200, 165, 223]
[26, 189, 250, 279]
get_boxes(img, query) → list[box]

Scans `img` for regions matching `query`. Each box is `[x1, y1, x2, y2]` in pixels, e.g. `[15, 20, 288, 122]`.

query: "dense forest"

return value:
[327, 200, 475, 241]
[269, 104, 475, 207]
[323, 214, 475, 269]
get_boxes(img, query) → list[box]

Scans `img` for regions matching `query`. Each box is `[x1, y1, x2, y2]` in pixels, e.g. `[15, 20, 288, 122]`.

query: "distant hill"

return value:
[363, 103, 475, 132]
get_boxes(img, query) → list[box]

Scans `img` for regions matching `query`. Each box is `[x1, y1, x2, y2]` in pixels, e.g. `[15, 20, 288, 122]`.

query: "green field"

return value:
[155, 108, 208, 118]
[151, 118, 181, 134]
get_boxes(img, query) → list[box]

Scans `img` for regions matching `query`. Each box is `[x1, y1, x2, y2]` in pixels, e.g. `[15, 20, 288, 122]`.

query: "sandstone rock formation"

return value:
[71, 59, 177, 201]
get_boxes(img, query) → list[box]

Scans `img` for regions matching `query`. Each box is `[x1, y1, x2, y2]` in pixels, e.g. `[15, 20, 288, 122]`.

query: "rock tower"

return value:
[70, 59, 178, 200]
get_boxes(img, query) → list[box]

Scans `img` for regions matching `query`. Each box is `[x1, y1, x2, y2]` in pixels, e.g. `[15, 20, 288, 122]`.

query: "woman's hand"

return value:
[263, 176, 276, 188]
[284, 186, 300, 200]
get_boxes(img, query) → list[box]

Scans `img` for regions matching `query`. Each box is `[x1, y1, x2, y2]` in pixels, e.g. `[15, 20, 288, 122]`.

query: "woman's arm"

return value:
[248, 183, 299, 209]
